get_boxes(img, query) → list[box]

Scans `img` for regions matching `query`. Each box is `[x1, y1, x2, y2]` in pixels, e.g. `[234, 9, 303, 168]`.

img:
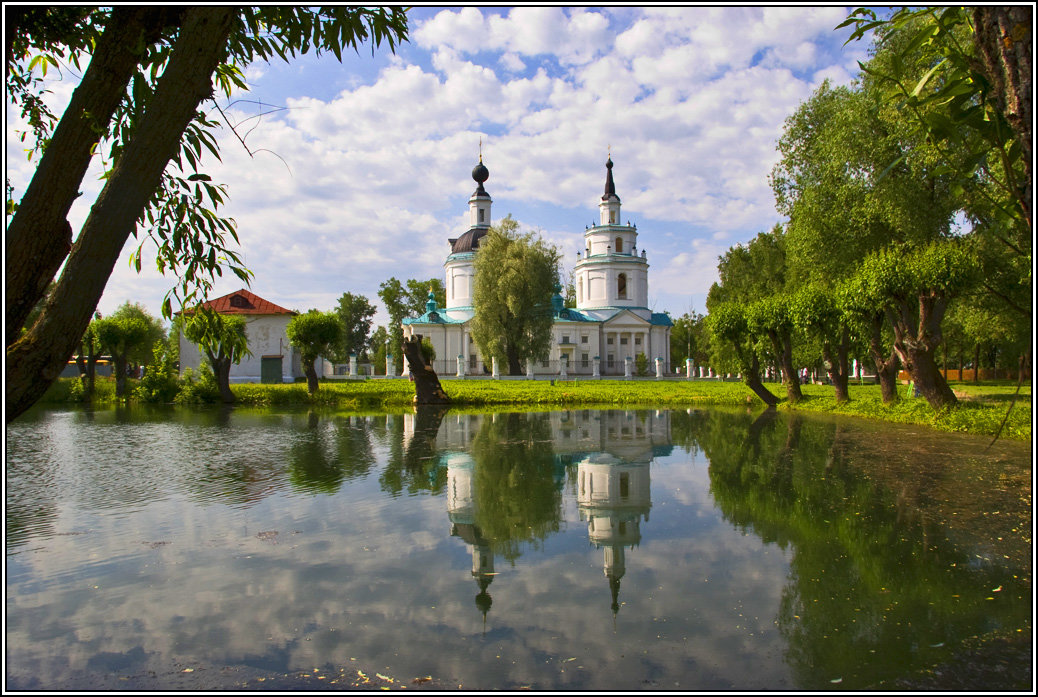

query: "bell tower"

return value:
[574, 154, 650, 318]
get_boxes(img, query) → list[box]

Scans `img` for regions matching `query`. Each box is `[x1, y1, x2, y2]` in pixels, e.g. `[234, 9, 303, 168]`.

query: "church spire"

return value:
[598, 150, 622, 226]
[602, 150, 619, 202]
[468, 142, 492, 230]
[472, 138, 490, 196]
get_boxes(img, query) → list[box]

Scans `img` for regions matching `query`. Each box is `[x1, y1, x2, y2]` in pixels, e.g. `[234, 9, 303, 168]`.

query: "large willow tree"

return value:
[470, 216, 561, 376]
[5, 7, 409, 422]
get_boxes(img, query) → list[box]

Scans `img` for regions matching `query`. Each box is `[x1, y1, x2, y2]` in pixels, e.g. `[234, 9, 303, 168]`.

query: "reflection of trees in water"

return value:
[379, 408, 449, 496]
[695, 409, 1028, 689]
[470, 412, 563, 563]
[288, 412, 378, 494]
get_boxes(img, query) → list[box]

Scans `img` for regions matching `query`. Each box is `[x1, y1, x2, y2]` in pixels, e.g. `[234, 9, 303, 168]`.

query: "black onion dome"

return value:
[451, 226, 488, 254]
[471, 157, 490, 197]
[602, 155, 619, 202]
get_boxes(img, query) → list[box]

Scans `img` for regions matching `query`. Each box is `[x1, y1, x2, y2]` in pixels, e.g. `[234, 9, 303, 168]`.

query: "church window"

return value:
[478, 208, 485, 223]
[581, 353, 589, 368]
[610, 210, 616, 224]
[607, 337, 614, 345]
[620, 337, 628, 345]
[635, 337, 642, 346]
[615, 237, 623, 253]
[617, 273, 627, 299]
[581, 335, 588, 343]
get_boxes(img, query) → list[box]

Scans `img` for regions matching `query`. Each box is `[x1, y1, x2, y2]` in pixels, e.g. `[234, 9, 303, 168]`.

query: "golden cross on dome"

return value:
[479, 136, 483, 163]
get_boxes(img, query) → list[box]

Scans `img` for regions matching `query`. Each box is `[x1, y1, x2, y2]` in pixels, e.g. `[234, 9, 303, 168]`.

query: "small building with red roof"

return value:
[178, 289, 305, 383]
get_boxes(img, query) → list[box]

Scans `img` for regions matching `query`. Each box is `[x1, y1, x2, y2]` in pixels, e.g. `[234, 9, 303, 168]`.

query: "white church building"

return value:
[403, 155, 672, 377]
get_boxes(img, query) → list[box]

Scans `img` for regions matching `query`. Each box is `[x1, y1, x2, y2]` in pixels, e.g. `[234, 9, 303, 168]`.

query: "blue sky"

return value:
[7, 6, 870, 327]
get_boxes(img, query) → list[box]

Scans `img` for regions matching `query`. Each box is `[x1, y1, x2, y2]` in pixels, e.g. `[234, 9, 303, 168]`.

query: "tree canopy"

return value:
[181, 308, 251, 403]
[377, 277, 444, 373]
[286, 310, 342, 395]
[470, 216, 561, 376]
[333, 292, 377, 363]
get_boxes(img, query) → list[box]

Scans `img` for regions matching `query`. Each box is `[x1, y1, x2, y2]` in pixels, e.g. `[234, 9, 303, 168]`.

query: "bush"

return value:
[38, 376, 118, 404]
[135, 344, 180, 403]
[175, 364, 220, 404]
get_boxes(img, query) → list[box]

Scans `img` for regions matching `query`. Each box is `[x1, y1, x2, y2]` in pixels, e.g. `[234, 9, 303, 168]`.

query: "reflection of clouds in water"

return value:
[8, 408, 800, 690]
[651, 451, 714, 509]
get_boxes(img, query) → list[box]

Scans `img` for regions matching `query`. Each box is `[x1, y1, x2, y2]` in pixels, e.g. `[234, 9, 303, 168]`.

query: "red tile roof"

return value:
[181, 289, 297, 316]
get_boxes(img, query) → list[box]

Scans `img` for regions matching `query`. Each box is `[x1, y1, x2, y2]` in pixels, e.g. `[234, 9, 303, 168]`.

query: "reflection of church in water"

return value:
[407, 409, 670, 625]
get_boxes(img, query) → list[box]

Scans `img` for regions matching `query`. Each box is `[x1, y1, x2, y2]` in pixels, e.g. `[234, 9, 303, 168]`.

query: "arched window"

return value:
[614, 236, 623, 254]
[617, 273, 627, 299]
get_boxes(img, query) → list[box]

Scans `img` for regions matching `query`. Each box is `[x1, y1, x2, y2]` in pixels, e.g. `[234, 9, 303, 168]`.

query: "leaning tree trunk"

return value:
[5, 8, 183, 344]
[5, 8, 235, 423]
[867, 312, 901, 403]
[211, 355, 235, 404]
[972, 7, 1032, 229]
[769, 330, 802, 403]
[888, 297, 958, 411]
[823, 327, 852, 403]
[402, 335, 451, 406]
[740, 350, 779, 408]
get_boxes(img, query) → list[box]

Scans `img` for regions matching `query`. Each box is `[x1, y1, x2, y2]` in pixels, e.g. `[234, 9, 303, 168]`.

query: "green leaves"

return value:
[8, 7, 410, 327]
[839, 6, 1029, 240]
[858, 241, 979, 304]
[183, 307, 251, 365]
[471, 215, 561, 370]
[286, 310, 343, 365]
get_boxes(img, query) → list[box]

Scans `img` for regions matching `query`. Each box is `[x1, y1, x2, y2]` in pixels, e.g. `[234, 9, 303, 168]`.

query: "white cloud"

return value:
[8, 6, 866, 325]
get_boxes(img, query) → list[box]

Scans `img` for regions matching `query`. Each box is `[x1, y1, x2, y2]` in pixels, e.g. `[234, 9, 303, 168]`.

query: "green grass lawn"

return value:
[40, 375, 1031, 441]
[226, 376, 1031, 441]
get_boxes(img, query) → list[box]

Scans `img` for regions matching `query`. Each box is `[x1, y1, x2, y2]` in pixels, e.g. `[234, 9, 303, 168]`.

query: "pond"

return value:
[5, 405, 1032, 691]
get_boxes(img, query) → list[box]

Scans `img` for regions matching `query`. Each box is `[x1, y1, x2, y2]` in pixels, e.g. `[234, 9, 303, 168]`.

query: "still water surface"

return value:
[5, 406, 1031, 690]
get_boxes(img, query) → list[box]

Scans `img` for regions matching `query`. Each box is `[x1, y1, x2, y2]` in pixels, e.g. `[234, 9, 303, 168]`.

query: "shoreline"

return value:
[37, 377, 1033, 442]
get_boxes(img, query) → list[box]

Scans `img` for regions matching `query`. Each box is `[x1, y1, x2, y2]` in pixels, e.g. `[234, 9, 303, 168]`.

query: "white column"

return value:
[560, 354, 568, 379]
[349, 354, 357, 377]
[457, 354, 465, 378]
[686, 358, 693, 380]
[386, 354, 395, 377]
[593, 356, 601, 378]
[624, 356, 633, 380]
[655, 357, 663, 379]
[492, 356, 500, 379]
[527, 359, 535, 380]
